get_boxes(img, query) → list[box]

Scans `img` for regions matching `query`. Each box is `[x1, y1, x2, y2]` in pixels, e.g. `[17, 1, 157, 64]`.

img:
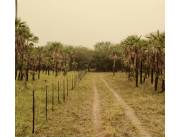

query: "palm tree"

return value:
[16, 19, 29, 80]
[15, 18, 39, 80]
[146, 30, 165, 91]
[44, 42, 64, 76]
[109, 51, 118, 76]
[31, 47, 43, 79]
[137, 39, 149, 84]
[112, 52, 117, 76]
[121, 35, 141, 87]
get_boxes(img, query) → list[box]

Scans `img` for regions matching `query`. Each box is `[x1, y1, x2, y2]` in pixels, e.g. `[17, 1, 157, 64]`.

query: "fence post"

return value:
[63, 78, 65, 102]
[52, 83, 54, 111]
[67, 77, 68, 97]
[77, 72, 79, 87]
[73, 74, 76, 88]
[72, 74, 73, 90]
[58, 80, 60, 104]
[75, 73, 77, 87]
[32, 89, 35, 134]
[45, 85, 48, 121]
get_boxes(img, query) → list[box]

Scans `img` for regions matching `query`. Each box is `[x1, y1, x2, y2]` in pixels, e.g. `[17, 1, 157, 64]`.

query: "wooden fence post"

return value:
[63, 78, 65, 102]
[45, 85, 48, 121]
[58, 80, 60, 104]
[52, 84, 54, 111]
[67, 77, 68, 97]
[72, 74, 73, 90]
[74, 73, 75, 88]
[32, 89, 35, 134]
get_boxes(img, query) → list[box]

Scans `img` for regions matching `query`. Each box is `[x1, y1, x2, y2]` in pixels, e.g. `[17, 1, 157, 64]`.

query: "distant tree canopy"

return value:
[15, 18, 165, 91]
[92, 41, 123, 72]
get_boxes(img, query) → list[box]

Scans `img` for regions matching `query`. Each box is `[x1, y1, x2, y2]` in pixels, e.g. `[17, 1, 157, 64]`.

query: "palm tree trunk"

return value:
[155, 54, 160, 91]
[19, 53, 24, 80]
[135, 59, 139, 87]
[151, 68, 154, 84]
[20, 70, 23, 80]
[38, 58, 41, 79]
[113, 59, 115, 76]
[55, 62, 58, 76]
[155, 72, 159, 91]
[161, 79, 165, 92]
[143, 72, 146, 83]
[15, 69, 18, 80]
[38, 69, 40, 79]
[25, 68, 28, 81]
[140, 61, 143, 84]
[147, 66, 150, 77]
[32, 71, 35, 81]
[18, 68, 21, 80]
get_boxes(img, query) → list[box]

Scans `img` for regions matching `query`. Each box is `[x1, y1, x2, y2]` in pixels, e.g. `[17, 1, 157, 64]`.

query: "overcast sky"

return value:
[18, 0, 164, 48]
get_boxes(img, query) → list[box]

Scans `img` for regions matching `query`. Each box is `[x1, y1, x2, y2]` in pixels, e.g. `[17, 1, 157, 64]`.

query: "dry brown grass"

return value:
[16, 72, 164, 137]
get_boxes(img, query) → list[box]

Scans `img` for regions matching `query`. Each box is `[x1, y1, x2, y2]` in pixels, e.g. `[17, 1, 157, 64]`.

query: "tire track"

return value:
[101, 77, 151, 137]
[92, 79, 102, 136]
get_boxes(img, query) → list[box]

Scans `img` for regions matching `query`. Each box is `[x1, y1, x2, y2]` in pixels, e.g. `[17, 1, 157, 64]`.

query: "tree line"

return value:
[16, 18, 165, 92]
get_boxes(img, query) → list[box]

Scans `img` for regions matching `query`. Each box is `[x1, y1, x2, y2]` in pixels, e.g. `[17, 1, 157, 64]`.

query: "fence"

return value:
[30, 70, 87, 134]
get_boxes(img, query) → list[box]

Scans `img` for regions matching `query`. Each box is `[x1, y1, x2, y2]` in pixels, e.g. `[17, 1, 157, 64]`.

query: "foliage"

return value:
[15, 18, 165, 91]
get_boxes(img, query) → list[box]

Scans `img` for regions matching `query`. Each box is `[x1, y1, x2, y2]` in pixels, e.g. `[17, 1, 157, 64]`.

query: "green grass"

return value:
[16, 72, 164, 137]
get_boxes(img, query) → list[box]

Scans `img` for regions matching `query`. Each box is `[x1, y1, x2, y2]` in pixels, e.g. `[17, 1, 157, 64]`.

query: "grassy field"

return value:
[16, 72, 164, 137]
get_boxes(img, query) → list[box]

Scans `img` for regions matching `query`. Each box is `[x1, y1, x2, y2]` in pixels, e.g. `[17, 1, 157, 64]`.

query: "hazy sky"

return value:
[18, 0, 164, 48]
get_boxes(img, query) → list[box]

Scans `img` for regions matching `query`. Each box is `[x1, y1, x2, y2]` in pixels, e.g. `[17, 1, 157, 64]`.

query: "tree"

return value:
[93, 42, 112, 71]
[121, 35, 141, 87]
[15, 18, 38, 80]
[146, 30, 165, 91]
